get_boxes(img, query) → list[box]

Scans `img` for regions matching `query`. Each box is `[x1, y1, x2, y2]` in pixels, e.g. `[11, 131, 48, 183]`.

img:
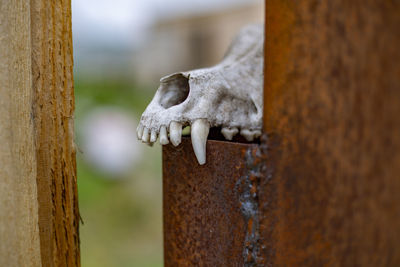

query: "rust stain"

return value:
[235, 147, 265, 266]
[262, 0, 400, 266]
[163, 1, 400, 266]
[264, 0, 295, 131]
[163, 138, 266, 266]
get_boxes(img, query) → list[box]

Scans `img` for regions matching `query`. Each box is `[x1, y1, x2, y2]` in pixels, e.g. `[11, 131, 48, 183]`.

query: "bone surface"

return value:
[138, 24, 264, 164]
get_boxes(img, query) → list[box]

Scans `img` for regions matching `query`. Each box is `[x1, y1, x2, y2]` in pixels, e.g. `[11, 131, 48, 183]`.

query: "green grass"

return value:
[74, 77, 154, 117]
[74, 76, 163, 267]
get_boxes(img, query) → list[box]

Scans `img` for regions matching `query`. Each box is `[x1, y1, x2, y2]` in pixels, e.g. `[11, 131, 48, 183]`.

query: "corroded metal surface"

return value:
[163, 137, 265, 266]
[262, 0, 400, 266]
[163, 2, 400, 266]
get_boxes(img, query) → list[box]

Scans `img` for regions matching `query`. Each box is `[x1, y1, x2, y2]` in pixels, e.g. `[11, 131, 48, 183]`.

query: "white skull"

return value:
[137, 24, 264, 165]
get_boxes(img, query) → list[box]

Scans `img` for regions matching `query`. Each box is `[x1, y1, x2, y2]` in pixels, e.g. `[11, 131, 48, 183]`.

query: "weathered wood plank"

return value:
[262, 1, 400, 265]
[30, 0, 80, 266]
[0, 0, 79, 266]
[0, 1, 42, 266]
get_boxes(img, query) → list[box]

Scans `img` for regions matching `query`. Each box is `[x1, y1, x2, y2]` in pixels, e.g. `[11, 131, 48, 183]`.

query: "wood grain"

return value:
[0, 0, 79, 266]
[0, 1, 42, 266]
[31, 0, 80, 266]
[262, 1, 400, 265]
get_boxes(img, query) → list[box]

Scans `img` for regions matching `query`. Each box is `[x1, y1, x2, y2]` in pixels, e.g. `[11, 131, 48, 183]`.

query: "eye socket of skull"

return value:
[158, 73, 190, 109]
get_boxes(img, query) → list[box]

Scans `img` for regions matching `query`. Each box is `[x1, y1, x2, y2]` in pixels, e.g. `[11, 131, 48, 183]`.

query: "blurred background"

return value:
[71, 0, 263, 266]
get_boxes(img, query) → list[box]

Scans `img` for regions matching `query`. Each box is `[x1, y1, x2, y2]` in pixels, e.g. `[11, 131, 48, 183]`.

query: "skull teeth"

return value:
[159, 126, 169, 145]
[221, 127, 239, 140]
[137, 121, 260, 165]
[150, 130, 157, 143]
[137, 125, 144, 140]
[240, 129, 261, 142]
[169, 121, 182, 147]
[191, 119, 210, 165]
[141, 127, 150, 143]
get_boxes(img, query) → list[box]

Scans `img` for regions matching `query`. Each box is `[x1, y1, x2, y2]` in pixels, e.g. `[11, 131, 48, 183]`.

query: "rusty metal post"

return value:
[163, 137, 266, 266]
[163, 1, 400, 266]
[261, 0, 400, 266]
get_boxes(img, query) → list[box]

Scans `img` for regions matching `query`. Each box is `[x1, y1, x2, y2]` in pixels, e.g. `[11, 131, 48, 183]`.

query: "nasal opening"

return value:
[159, 73, 190, 109]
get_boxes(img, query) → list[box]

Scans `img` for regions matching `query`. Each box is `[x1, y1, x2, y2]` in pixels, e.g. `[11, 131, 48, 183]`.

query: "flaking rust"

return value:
[163, 137, 268, 266]
[235, 146, 265, 266]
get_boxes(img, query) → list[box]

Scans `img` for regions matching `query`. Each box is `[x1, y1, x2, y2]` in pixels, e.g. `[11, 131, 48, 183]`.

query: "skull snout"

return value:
[138, 24, 264, 165]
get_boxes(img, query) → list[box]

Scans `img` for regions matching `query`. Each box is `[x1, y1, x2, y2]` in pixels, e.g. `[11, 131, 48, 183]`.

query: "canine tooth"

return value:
[150, 130, 157, 143]
[169, 121, 182, 146]
[221, 127, 238, 140]
[191, 119, 210, 165]
[159, 126, 169, 145]
[137, 124, 144, 140]
[142, 127, 150, 143]
[240, 129, 254, 141]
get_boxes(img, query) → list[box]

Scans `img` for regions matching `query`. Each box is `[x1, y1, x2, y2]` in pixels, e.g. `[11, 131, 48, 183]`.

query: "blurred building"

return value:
[134, 1, 264, 84]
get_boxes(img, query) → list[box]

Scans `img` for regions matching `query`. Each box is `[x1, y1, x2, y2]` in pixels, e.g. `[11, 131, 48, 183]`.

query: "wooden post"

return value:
[0, 1, 79, 266]
[0, 1, 42, 265]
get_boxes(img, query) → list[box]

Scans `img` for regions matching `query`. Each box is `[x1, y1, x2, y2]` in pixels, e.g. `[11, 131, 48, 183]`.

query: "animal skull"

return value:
[137, 24, 264, 165]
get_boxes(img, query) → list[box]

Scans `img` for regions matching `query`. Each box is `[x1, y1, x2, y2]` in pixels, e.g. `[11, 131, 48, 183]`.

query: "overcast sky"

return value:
[72, 0, 260, 48]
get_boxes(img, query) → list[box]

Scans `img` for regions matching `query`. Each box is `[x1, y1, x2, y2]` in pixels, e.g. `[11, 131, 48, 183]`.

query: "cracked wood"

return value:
[0, 0, 79, 266]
